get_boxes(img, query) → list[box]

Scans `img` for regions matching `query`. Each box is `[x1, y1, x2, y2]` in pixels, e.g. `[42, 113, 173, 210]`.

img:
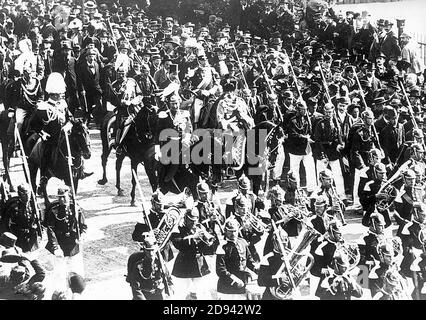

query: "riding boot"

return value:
[116, 128, 123, 155]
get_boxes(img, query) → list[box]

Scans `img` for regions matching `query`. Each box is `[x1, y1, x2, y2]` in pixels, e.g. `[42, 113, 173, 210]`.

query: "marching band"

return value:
[0, 0, 426, 301]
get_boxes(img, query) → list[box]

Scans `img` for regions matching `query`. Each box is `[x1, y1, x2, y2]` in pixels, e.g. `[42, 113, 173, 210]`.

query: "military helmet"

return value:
[315, 195, 328, 207]
[197, 179, 210, 194]
[373, 162, 387, 175]
[45, 72, 66, 94]
[224, 217, 240, 232]
[238, 174, 250, 190]
[267, 185, 285, 202]
[17, 183, 30, 194]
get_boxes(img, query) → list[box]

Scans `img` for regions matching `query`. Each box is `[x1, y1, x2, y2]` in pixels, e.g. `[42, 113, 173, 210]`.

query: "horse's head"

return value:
[71, 120, 91, 159]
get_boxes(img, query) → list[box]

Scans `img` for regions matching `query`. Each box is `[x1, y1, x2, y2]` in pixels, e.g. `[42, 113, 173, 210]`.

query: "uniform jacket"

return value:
[360, 179, 393, 227]
[44, 201, 87, 257]
[170, 224, 216, 278]
[285, 114, 312, 155]
[314, 117, 343, 161]
[76, 60, 102, 95]
[216, 238, 256, 294]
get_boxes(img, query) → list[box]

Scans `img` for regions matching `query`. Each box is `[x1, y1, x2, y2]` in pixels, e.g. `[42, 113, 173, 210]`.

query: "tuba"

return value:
[271, 226, 320, 300]
[241, 211, 269, 234]
[153, 207, 182, 250]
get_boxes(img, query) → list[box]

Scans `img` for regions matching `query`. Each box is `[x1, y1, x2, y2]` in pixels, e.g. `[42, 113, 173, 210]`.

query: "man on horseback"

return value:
[107, 65, 142, 156]
[155, 94, 193, 186]
[28, 72, 92, 188]
[216, 80, 254, 171]
[5, 59, 44, 154]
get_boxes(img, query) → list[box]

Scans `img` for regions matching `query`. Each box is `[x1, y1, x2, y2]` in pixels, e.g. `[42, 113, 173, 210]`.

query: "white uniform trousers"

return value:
[288, 152, 317, 192]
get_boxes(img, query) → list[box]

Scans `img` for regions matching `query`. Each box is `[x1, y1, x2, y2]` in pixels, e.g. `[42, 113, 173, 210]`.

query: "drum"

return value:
[245, 282, 263, 300]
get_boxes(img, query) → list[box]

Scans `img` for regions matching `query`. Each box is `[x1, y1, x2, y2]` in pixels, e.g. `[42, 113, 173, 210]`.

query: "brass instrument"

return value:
[275, 204, 313, 226]
[376, 267, 411, 300]
[190, 222, 216, 246]
[240, 211, 269, 234]
[376, 235, 403, 266]
[271, 224, 319, 300]
[153, 207, 182, 250]
[200, 200, 224, 234]
[335, 241, 361, 272]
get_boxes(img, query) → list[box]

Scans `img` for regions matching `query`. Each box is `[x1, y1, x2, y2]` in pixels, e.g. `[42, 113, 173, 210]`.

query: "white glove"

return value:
[230, 275, 244, 288]
[63, 122, 73, 133]
[154, 144, 162, 161]
[8, 111, 14, 118]
[40, 130, 51, 141]
[54, 248, 64, 257]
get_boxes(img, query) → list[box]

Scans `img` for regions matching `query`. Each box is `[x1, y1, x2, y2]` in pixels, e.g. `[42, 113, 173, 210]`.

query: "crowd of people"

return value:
[0, 0, 426, 300]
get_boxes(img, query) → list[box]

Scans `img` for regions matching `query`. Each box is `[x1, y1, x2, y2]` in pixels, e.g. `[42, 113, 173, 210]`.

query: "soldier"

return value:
[126, 231, 173, 300]
[1, 183, 41, 253]
[316, 249, 363, 300]
[361, 212, 387, 265]
[170, 208, 217, 300]
[28, 72, 92, 185]
[193, 180, 224, 241]
[131, 190, 174, 262]
[380, 108, 405, 166]
[257, 226, 292, 300]
[309, 195, 331, 236]
[358, 148, 385, 204]
[310, 220, 344, 298]
[225, 175, 257, 218]
[134, 63, 157, 108]
[285, 101, 317, 193]
[216, 217, 257, 300]
[5, 59, 44, 153]
[44, 185, 87, 276]
[394, 169, 425, 278]
[360, 163, 395, 228]
[350, 110, 381, 210]
[107, 65, 142, 155]
[155, 94, 193, 184]
[314, 103, 346, 201]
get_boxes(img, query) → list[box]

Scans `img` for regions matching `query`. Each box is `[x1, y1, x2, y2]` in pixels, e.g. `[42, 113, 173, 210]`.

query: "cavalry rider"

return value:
[28, 72, 92, 186]
[126, 231, 173, 300]
[187, 52, 221, 129]
[216, 80, 254, 169]
[1, 183, 41, 253]
[107, 64, 142, 155]
[360, 162, 395, 228]
[155, 94, 193, 184]
[6, 59, 44, 153]
[216, 217, 257, 300]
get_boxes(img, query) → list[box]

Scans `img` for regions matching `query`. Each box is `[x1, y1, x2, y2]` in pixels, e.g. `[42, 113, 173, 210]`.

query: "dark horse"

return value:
[25, 120, 91, 205]
[98, 106, 201, 206]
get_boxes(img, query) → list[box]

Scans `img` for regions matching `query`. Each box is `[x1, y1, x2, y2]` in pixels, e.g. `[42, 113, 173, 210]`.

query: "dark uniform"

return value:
[44, 201, 87, 257]
[350, 124, 380, 170]
[360, 179, 394, 228]
[126, 250, 173, 300]
[1, 196, 40, 252]
[216, 237, 256, 295]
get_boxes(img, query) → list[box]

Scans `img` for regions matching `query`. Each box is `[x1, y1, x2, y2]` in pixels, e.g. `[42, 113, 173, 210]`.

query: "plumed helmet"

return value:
[315, 195, 328, 207]
[234, 194, 250, 214]
[224, 217, 240, 232]
[197, 178, 210, 193]
[238, 174, 250, 190]
[373, 162, 387, 174]
[403, 169, 416, 180]
[45, 72, 66, 94]
[267, 185, 285, 202]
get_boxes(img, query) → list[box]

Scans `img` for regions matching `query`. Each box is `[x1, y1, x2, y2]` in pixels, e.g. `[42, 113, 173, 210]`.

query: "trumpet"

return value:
[190, 223, 216, 246]
[241, 211, 269, 234]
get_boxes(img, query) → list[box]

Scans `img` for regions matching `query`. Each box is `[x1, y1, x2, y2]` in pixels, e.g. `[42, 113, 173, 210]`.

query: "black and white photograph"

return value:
[1, 0, 426, 305]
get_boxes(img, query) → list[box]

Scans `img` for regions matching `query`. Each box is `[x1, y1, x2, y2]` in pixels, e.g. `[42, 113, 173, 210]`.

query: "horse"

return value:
[25, 120, 91, 205]
[98, 103, 201, 206]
